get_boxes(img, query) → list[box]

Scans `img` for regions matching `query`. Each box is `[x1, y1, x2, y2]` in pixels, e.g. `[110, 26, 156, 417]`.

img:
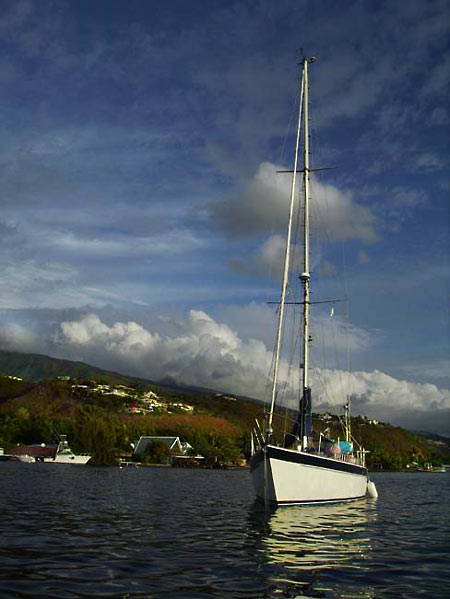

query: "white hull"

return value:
[14, 454, 36, 463]
[43, 435, 92, 465]
[251, 445, 368, 505]
[44, 455, 91, 465]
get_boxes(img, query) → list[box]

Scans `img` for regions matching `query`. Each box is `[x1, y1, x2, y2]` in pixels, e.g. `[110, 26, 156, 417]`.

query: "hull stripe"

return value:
[275, 494, 367, 505]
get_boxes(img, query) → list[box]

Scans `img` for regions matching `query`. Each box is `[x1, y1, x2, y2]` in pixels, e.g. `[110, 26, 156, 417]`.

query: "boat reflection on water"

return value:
[247, 499, 378, 598]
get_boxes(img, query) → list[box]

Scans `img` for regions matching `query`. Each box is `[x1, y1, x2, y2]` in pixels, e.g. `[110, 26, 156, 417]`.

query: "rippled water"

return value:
[0, 463, 449, 598]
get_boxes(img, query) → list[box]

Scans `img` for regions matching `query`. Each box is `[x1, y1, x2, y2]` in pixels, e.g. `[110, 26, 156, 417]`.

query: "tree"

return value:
[141, 441, 170, 464]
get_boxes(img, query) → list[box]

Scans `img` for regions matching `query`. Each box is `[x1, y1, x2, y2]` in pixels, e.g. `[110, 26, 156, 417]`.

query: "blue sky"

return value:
[1, 0, 449, 434]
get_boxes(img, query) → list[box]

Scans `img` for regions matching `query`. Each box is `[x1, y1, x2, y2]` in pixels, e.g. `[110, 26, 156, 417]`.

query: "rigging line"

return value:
[267, 65, 305, 431]
[312, 364, 335, 410]
[279, 326, 301, 413]
[283, 405, 289, 440]
[264, 304, 282, 409]
[278, 323, 300, 410]
[341, 241, 351, 373]
[279, 204, 302, 412]
[278, 84, 300, 165]
[324, 248, 348, 400]
[280, 182, 302, 412]
[281, 286, 297, 397]
[309, 178, 333, 247]
[309, 176, 348, 403]
[309, 178, 349, 313]
[266, 72, 300, 277]
[305, 175, 334, 403]
[264, 90, 298, 311]
[267, 274, 294, 413]
[330, 314, 345, 403]
[264, 333, 278, 408]
[320, 321, 327, 377]
[266, 251, 300, 406]
[308, 79, 326, 173]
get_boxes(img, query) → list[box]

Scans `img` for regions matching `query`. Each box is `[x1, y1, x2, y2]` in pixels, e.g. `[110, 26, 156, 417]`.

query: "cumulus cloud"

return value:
[312, 369, 449, 412]
[230, 234, 285, 277]
[310, 178, 378, 243]
[312, 369, 450, 436]
[214, 162, 378, 243]
[53, 310, 450, 435]
[57, 311, 273, 395]
[0, 322, 37, 352]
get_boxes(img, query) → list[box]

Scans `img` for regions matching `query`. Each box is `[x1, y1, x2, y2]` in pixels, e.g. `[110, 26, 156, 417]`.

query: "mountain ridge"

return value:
[0, 349, 263, 404]
[0, 349, 449, 469]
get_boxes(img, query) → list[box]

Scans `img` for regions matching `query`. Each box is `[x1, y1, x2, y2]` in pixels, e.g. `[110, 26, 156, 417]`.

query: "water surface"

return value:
[1, 464, 448, 598]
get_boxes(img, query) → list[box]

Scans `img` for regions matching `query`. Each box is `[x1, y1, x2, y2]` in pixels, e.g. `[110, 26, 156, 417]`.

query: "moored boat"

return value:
[43, 435, 92, 465]
[250, 55, 376, 505]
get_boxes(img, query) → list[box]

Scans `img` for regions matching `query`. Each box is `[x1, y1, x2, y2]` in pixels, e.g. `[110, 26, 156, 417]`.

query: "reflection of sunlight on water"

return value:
[266, 500, 375, 569]
[250, 500, 378, 598]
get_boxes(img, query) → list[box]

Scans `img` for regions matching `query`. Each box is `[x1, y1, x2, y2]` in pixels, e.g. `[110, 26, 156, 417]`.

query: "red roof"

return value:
[12, 445, 57, 458]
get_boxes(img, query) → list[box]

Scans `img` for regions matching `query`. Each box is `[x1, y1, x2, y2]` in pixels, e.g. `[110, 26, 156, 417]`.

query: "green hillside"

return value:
[0, 373, 256, 465]
[0, 351, 448, 469]
[0, 350, 153, 386]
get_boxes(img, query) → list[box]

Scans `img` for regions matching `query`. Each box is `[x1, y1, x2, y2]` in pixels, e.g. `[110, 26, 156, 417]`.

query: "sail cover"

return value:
[300, 387, 312, 436]
[284, 387, 313, 448]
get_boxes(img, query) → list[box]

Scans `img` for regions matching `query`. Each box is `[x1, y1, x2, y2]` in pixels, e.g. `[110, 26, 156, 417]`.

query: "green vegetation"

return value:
[140, 441, 171, 464]
[0, 350, 153, 386]
[0, 352, 449, 469]
[312, 414, 449, 470]
[0, 376, 248, 465]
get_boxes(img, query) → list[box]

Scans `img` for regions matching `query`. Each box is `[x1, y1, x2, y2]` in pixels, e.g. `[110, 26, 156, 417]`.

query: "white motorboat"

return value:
[13, 454, 36, 463]
[44, 435, 92, 465]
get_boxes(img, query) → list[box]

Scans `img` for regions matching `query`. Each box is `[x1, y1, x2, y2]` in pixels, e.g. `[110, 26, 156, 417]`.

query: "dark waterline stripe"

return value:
[275, 494, 368, 505]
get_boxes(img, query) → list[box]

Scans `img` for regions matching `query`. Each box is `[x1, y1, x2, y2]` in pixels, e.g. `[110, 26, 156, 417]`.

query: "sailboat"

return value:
[250, 56, 377, 505]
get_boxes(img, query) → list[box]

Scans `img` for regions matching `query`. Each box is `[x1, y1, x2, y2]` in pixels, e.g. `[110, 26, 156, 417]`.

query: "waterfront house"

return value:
[133, 436, 193, 457]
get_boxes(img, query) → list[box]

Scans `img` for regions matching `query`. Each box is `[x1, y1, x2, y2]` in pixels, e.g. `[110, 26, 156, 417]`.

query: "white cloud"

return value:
[44, 228, 204, 258]
[230, 234, 285, 277]
[312, 369, 449, 412]
[213, 162, 290, 238]
[310, 177, 378, 243]
[214, 162, 378, 243]
[414, 152, 445, 172]
[53, 310, 449, 434]
[311, 369, 450, 436]
[0, 258, 80, 310]
[57, 310, 271, 390]
[0, 322, 37, 352]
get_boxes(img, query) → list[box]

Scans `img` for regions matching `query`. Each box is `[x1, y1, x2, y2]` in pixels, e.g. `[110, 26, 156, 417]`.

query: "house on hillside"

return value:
[133, 436, 192, 456]
[132, 436, 202, 465]
[140, 393, 166, 411]
[142, 390, 159, 400]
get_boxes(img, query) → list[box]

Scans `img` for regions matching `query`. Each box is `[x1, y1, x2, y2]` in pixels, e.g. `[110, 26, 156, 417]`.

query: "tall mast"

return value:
[300, 56, 315, 450]
[267, 63, 305, 438]
[301, 57, 311, 392]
